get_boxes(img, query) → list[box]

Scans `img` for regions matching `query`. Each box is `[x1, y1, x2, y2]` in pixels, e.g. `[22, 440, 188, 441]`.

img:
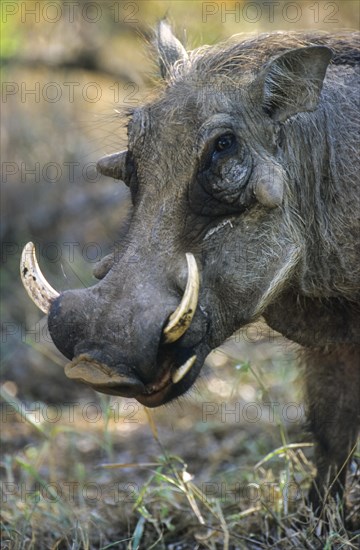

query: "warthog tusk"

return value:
[163, 253, 199, 344]
[20, 242, 59, 314]
[172, 355, 197, 384]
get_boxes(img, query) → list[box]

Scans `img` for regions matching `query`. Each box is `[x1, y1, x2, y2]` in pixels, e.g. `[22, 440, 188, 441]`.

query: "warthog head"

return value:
[21, 24, 333, 406]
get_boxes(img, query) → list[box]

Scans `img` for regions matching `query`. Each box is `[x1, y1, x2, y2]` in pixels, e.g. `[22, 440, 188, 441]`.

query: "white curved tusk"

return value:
[172, 355, 197, 384]
[20, 242, 59, 314]
[163, 253, 199, 344]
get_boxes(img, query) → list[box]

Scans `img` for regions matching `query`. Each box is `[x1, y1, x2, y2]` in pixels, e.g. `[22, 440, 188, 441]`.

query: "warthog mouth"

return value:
[65, 353, 196, 407]
[64, 352, 197, 407]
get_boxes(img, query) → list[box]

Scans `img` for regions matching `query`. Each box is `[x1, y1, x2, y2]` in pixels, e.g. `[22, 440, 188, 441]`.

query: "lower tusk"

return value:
[20, 242, 59, 314]
[172, 355, 197, 384]
[163, 253, 200, 344]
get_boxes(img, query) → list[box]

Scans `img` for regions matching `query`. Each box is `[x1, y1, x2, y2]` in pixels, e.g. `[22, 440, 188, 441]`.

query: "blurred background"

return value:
[1, 1, 359, 547]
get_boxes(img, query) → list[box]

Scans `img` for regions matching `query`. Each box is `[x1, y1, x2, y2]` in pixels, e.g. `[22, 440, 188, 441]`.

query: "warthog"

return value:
[21, 24, 359, 511]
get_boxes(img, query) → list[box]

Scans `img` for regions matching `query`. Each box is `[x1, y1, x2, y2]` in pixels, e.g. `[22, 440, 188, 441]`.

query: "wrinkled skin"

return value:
[46, 27, 359, 510]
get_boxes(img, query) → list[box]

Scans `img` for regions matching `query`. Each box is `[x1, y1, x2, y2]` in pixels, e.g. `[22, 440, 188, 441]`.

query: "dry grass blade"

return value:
[143, 407, 159, 441]
[255, 443, 313, 469]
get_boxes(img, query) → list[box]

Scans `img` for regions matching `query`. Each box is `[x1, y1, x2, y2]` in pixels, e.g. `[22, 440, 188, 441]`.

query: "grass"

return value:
[1, 331, 359, 549]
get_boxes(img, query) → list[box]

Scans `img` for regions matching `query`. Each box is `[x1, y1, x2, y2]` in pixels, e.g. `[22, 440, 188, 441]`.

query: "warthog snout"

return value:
[21, 242, 208, 407]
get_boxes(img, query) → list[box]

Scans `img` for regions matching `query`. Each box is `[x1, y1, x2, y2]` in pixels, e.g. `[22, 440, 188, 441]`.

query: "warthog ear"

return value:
[96, 151, 127, 181]
[156, 20, 188, 78]
[260, 46, 333, 122]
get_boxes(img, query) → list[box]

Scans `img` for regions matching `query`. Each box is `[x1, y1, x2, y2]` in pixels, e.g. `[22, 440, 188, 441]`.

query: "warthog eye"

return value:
[190, 129, 252, 216]
[214, 133, 236, 154]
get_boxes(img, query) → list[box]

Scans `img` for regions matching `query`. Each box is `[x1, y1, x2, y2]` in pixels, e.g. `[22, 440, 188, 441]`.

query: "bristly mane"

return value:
[171, 31, 360, 80]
